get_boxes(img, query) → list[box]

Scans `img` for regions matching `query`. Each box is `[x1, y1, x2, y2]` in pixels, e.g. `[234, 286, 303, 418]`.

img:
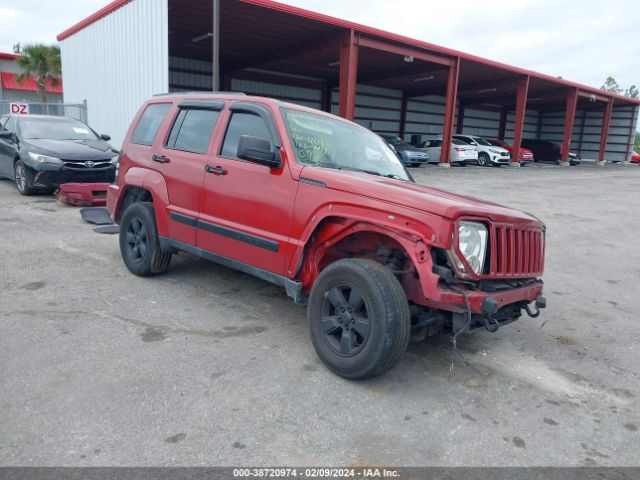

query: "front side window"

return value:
[131, 103, 171, 146]
[166, 108, 220, 154]
[281, 108, 410, 181]
[221, 112, 272, 158]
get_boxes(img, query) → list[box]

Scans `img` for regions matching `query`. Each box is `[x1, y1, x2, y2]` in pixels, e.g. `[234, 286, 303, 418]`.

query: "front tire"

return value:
[119, 202, 172, 276]
[15, 161, 36, 196]
[477, 153, 490, 167]
[308, 259, 411, 379]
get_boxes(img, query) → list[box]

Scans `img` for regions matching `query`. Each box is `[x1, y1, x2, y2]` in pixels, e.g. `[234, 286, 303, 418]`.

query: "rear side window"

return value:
[166, 108, 220, 154]
[131, 103, 171, 146]
[221, 112, 272, 158]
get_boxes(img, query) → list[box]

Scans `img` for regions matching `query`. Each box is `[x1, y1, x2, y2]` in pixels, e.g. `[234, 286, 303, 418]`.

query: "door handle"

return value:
[152, 155, 170, 164]
[205, 165, 227, 175]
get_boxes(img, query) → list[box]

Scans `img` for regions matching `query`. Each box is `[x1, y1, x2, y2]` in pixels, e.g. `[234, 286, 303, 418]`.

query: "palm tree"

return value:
[16, 44, 61, 103]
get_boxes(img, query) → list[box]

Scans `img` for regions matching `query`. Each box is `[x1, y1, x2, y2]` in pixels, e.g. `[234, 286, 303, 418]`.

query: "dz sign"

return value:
[10, 103, 29, 115]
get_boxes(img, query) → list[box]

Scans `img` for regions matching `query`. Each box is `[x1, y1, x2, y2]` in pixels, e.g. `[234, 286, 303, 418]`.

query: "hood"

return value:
[300, 166, 544, 226]
[24, 139, 116, 161]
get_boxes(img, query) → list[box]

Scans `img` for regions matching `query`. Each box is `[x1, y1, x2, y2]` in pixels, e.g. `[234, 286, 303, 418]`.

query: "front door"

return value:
[149, 100, 224, 246]
[197, 102, 297, 275]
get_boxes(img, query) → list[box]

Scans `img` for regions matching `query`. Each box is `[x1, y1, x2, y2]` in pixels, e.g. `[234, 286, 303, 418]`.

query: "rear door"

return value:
[197, 101, 296, 275]
[150, 99, 224, 247]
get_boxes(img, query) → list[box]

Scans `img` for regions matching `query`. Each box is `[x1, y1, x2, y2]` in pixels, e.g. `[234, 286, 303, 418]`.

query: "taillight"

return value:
[455, 147, 465, 152]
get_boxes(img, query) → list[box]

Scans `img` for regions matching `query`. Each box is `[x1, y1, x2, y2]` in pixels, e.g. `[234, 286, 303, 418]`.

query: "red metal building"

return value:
[58, 0, 640, 163]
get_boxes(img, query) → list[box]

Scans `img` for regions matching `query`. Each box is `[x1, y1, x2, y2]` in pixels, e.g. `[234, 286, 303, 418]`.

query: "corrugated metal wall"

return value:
[538, 104, 638, 161]
[331, 85, 402, 134]
[60, 0, 169, 148]
[505, 110, 540, 143]
[164, 57, 640, 160]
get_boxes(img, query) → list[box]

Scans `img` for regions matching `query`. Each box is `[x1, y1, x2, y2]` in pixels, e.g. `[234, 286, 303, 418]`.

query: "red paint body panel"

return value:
[108, 93, 546, 315]
[631, 152, 640, 163]
[487, 139, 535, 162]
[56, 182, 110, 207]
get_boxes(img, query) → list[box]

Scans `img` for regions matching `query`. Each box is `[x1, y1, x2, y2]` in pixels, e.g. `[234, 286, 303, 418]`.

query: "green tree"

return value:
[635, 132, 639, 152]
[625, 85, 639, 99]
[16, 44, 61, 103]
[601, 76, 622, 94]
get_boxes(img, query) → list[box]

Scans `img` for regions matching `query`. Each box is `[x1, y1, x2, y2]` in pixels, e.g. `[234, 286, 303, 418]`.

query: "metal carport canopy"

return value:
[58, 0, 640, 164]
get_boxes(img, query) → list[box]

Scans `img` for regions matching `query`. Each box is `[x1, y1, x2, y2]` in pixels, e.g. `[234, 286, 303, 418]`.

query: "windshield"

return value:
[281, 108, 411, 181]
[472, 137, 493, 146]
[20, 117, 100, 141]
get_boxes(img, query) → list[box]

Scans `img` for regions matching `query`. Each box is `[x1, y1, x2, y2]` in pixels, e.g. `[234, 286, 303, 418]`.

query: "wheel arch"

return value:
[293, 212, 439, 305]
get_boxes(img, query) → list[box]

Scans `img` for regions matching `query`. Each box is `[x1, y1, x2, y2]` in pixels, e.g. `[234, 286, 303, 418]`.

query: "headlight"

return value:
[488, 149, 501, 154]
[458, 221, 488, 274]
[28, 152, 62, 164]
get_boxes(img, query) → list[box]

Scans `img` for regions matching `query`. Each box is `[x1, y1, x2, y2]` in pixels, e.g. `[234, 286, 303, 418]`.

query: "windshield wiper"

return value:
[316, 163, 405, 181]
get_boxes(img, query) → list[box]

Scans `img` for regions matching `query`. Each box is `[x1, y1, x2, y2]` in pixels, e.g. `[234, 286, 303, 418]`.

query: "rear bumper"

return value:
[55, 182, 110, 207]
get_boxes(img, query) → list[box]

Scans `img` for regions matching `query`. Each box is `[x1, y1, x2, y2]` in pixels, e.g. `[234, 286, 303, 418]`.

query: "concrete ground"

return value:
[1, 163, 639, 467]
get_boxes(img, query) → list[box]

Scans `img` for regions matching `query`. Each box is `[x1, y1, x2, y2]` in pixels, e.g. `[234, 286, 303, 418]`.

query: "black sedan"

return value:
[520, 138, 581, 166]
[379, 135, 429, 167]
[0, 114, 118, 195]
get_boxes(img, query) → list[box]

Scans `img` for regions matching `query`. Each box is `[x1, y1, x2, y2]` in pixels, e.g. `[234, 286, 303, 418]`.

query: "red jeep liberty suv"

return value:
[107, 93, 546, 379]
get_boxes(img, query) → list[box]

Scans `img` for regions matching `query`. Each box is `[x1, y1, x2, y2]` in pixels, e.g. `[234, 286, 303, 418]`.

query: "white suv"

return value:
[453, 135, 511, 167]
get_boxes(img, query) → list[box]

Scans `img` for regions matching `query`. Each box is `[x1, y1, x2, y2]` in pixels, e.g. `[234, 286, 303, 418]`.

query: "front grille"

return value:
[62, 161, 112, 170]
[490, 224, 545, 277]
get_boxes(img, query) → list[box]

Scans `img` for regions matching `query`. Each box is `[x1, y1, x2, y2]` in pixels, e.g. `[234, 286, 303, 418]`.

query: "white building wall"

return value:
[60, 0, 169, 148]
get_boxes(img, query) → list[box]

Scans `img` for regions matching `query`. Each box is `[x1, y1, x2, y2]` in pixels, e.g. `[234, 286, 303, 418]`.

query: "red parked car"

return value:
[107, 93, 546, 379]
[486, 138, 534, 162]
[631, 151, 640, 163]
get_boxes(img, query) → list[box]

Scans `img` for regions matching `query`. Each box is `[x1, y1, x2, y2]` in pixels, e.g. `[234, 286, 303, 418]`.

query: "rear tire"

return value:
[477, 153, 490, 167]
[308, 259, 411, 380]
[119, 202, 172, 276]
[15, 161, 36, 196]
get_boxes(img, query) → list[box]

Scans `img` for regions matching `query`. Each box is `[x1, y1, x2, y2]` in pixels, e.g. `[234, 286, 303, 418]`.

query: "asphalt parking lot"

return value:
[1, 162, 639, 467]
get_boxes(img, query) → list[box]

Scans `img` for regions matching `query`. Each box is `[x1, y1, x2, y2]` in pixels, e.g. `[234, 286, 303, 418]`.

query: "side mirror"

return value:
[237, 135, 281, 169]
[0, 131, 15, 142]
[101, 134, 111, 141]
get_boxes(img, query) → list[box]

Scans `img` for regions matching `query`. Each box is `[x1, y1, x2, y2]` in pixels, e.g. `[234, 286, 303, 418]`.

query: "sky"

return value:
[0, 0, 637, 93]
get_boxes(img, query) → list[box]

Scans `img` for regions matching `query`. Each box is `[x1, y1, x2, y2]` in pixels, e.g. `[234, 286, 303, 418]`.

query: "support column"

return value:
[597, 100, 613, 165]
[440, 57, 460, 168]
[339, 31, 359, 121]
[212, 0, 220, 91]
[321, 83, 333, 113]
[625, 105, 637, 163]
[498, 107, 507, 141]
[511, 76, 530, 167]
[561, 88, 579, 166]
[456, 100, 465, 134]
[221, 72, 232, 91]
[399, 93, 408, 139]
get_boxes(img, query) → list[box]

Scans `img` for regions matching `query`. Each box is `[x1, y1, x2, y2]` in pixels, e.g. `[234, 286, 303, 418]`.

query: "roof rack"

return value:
[153, 91, 247, 97]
